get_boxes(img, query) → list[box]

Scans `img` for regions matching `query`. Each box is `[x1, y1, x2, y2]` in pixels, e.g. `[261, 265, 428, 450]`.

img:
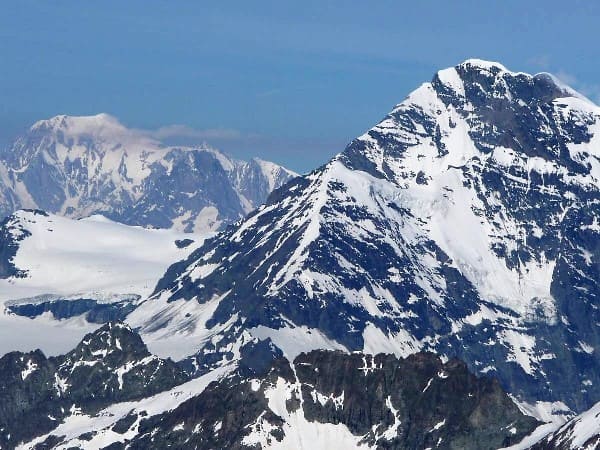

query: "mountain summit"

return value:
[0, 114, 296, 232]
[133, 59, 600, 415]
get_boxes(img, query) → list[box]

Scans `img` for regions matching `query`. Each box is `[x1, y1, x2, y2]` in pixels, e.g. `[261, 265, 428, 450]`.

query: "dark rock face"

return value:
[6, 295, 139, 323]
[0, 325, 537, 449]
[0, 323, 188, 449]
[175, 238, 195, 249]
[0, 209, 48, 277]
[0, 114, 296, 232]
[294, 351, 537, 450]
[116, 350, 537, 450]
[146, 60, 600, 414]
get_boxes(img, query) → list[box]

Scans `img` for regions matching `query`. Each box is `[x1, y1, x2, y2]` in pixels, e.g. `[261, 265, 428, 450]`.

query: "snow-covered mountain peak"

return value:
[29, 113, 144, 145]
[458, 57, 509, 71]
[345, 58, 600, 185]
[142, 62, 600, 415]
[433, 58, 584, 101]
[32, 112, 121, 130]
[334, 62, 600, 322]
[431, 59, 510, 95]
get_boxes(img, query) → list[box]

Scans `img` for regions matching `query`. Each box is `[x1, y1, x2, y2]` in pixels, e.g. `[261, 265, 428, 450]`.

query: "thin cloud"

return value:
[528, 55, 550, 70]
[127, 123, 267, 154]
[554, 70, 577, 86]
[256, 88, 283, 98]
[554, 71, 600, 104]
[137, 124, 245, 141]
[130, 122, 339, 172]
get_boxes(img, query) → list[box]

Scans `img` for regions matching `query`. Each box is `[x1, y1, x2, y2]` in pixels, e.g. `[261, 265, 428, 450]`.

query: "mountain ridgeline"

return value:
[0, 323, 538, 449]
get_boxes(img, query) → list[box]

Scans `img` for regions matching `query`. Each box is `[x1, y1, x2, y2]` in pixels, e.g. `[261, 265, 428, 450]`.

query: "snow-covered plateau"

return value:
[0, 209, 207, 355]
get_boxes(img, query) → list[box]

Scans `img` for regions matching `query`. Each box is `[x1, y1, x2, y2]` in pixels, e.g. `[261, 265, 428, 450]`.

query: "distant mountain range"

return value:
[0, 114, 296, 233]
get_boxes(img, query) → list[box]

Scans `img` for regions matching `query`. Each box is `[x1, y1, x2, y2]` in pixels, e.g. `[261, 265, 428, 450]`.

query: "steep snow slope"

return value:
[0, 209, 207, 356]
[529, 401, 600, 449]
[136, 59, 600, 416]
[0, 114, 296, 232]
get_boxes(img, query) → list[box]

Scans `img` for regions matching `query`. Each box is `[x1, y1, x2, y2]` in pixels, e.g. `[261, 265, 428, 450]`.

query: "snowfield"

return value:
[0, 210, 209, 356]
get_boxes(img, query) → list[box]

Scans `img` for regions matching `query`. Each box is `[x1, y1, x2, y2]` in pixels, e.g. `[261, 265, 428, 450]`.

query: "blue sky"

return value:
[1, 1, 599, 172]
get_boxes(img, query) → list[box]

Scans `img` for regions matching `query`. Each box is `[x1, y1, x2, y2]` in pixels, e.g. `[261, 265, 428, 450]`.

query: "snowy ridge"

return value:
[0, 114, 296, 232]
[253, 157, 295, 192]
[525, 401, 600, 449]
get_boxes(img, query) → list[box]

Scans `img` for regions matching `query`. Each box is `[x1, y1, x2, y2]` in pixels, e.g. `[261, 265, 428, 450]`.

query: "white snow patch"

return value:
[362, 323, 422, 358]
[257, 377, 370, 450]
[249, 325, 346, 360]
[20, 359, 38, 380]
